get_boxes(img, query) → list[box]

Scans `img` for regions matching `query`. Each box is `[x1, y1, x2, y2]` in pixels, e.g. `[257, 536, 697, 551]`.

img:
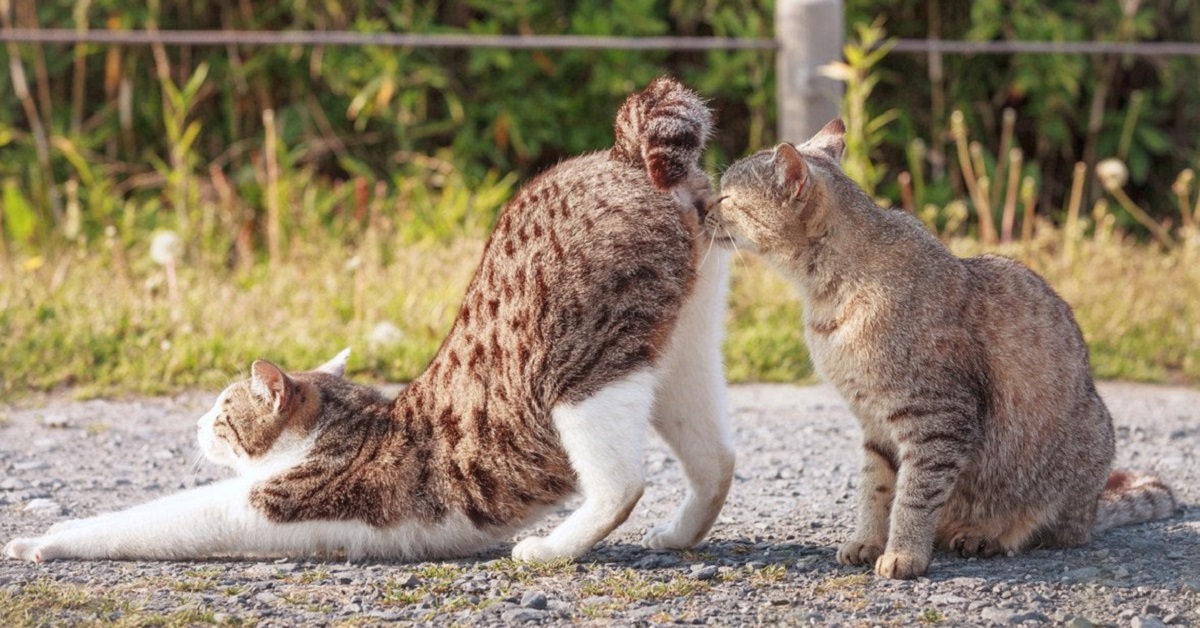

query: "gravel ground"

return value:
[1, 382, 1196, 627]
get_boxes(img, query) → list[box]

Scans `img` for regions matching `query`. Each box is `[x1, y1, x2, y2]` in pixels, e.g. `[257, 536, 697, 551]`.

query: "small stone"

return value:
[520, 590, 547, 610]
[1132, 617, 1167, 628]
[23, 498, 61, 515]
[769, 597, 790, 606]
[1065, 616, 1096, 628]
[340, 603, 362, 615]
[1011, 611, 1050, 624]
[1162, 613, 1180, 624]
[242, 564, 277, 579]
[627, 605, 664, 620]
[153, 449, 175, 460]
[394, 573, 421, 588]
[1064, 566, 1101, 581]
[928, 593, 969, 605]
[1180, 580, 1200, 594]
[633, 554, 664, 569]
[500, 608, 545, 623]
[364, 610, 404, 621]
[690, 565, 719, 581]
[1112, 566, 1130, 579]
[41, 415, 69, 428]
[212, 612, 230, 624]
[12, 461, 49, 472]
[980, 607, 1015, 624]
[0, 478, 26, 491]
[254, 591, 281, 605]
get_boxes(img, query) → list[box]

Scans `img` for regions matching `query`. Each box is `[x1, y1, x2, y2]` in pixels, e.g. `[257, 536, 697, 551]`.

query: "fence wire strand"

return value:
[1, 29, 1200, 57]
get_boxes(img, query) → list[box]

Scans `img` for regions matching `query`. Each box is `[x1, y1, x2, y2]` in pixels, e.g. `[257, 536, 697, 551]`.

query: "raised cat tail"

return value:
[1092, 470, 1177, 531]
[611, 76, 713, 191]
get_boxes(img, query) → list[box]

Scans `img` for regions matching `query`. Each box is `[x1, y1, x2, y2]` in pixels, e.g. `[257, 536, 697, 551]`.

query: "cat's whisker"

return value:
[697, 226, 718, 269]
[720, 224, 749, 270]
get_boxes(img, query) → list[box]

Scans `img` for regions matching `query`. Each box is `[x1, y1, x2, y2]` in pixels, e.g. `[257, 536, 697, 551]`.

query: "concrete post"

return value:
[776, 0, 844, 144]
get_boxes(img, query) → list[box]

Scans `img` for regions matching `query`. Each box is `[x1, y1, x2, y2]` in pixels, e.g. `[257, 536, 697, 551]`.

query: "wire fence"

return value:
[2, 28, 1200, 57]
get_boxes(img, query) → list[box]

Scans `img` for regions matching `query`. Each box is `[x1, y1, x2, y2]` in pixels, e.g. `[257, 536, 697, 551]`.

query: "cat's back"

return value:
[962, 253, 1091, 381]
[460, 150, 698, 405]
[435, 77, 715, 410]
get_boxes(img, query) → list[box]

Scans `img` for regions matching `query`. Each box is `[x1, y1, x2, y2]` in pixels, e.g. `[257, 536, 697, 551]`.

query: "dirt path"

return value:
[1, 382, 1197, 626]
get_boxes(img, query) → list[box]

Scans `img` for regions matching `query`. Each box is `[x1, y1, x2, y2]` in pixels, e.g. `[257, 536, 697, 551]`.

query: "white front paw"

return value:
[641, 523, 691, 550]
[512, 536, 570, 562]
[4, 537, 53, 563]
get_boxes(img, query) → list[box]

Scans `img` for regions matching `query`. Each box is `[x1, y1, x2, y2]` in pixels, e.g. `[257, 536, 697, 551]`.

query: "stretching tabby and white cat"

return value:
[5, 77, 734, 563]
[708, 119, 1176, 579]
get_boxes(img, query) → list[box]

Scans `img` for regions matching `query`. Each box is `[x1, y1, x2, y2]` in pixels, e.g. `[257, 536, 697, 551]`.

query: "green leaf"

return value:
[2, 179, 37, 243]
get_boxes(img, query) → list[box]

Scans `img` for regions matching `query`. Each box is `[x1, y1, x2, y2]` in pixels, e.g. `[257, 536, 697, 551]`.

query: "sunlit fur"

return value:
[709, 119, 1176, 580]
[5, 78, 735, 564]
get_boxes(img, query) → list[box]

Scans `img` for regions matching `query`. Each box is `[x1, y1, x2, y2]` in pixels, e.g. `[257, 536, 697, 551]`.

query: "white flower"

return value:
[368, 321, 405, 351]
[150, 231, 182, 266]
[1096, 158, 1129, 191]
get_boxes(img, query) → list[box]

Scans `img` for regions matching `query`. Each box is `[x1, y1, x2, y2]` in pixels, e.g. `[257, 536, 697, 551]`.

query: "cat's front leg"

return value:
[836, 439, 897, 567]
[875, 433, 974, 579]
[4, 479, 252, 562]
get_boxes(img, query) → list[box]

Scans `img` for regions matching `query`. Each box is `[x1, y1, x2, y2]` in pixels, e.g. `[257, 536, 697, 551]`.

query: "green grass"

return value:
[2, 223, 1198, 399]
[579, 568, 712, 601]
[0, 577, 247, 627]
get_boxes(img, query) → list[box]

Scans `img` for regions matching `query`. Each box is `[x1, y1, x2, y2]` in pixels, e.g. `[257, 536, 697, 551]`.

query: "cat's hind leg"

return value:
[642, 249, 735, 550]
[511, 369, 657, 561]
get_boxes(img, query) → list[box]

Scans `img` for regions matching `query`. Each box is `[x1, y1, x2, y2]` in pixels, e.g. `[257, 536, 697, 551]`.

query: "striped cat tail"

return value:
[1093, 470, 1177, 531]
[611, 76, 712, 191]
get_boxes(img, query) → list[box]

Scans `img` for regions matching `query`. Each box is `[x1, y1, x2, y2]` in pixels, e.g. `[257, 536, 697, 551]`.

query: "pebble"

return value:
[254, 592, 281, 605]
[40, 415, 70, 428]
[394, 573, 421, 588]
[1132, 617, 1168, 628]
[520, 590, 547, 610]
[627, 605, 664, 620]
[690, 565, 719, 581]
[23, 498, 62, 515]
[0, 478, 26, 491]
[1065, 616, 1096, 628]
[11, 461, 49, 472]
[928, 593, 969, 605]
[500, 608, 545, 623]
[1064, 566, 1101, 581]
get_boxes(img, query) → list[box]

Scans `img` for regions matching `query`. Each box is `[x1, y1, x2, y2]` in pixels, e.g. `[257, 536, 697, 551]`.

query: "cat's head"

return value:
[197, 349, 353, 472]
[708, 119, 849, 260]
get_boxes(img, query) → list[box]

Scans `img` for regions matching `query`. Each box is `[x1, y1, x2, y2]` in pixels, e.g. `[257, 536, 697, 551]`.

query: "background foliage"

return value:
[1, 0, 1198, 396]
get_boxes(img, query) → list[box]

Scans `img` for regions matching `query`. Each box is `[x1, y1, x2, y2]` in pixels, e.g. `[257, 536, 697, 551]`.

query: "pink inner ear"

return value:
[774, 144, 808, 200]
[251, 361, 289, 409]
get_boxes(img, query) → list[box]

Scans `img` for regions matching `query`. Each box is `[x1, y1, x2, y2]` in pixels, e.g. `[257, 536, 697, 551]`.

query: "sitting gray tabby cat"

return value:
[707, 118, 1176, 579]
[5, 77, 734, 563]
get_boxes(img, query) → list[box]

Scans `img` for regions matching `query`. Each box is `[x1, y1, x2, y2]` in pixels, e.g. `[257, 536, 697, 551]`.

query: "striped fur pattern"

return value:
[708, 118, 1177, 579]
[4, 77, 736, 564]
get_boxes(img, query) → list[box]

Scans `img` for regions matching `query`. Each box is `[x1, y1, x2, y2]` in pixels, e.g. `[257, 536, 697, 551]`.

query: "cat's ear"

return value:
[772, 142, 808, 202]
[251, 360, 292, 412]
[805, 118, 846, 163]
[315, 347, 351, 377]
